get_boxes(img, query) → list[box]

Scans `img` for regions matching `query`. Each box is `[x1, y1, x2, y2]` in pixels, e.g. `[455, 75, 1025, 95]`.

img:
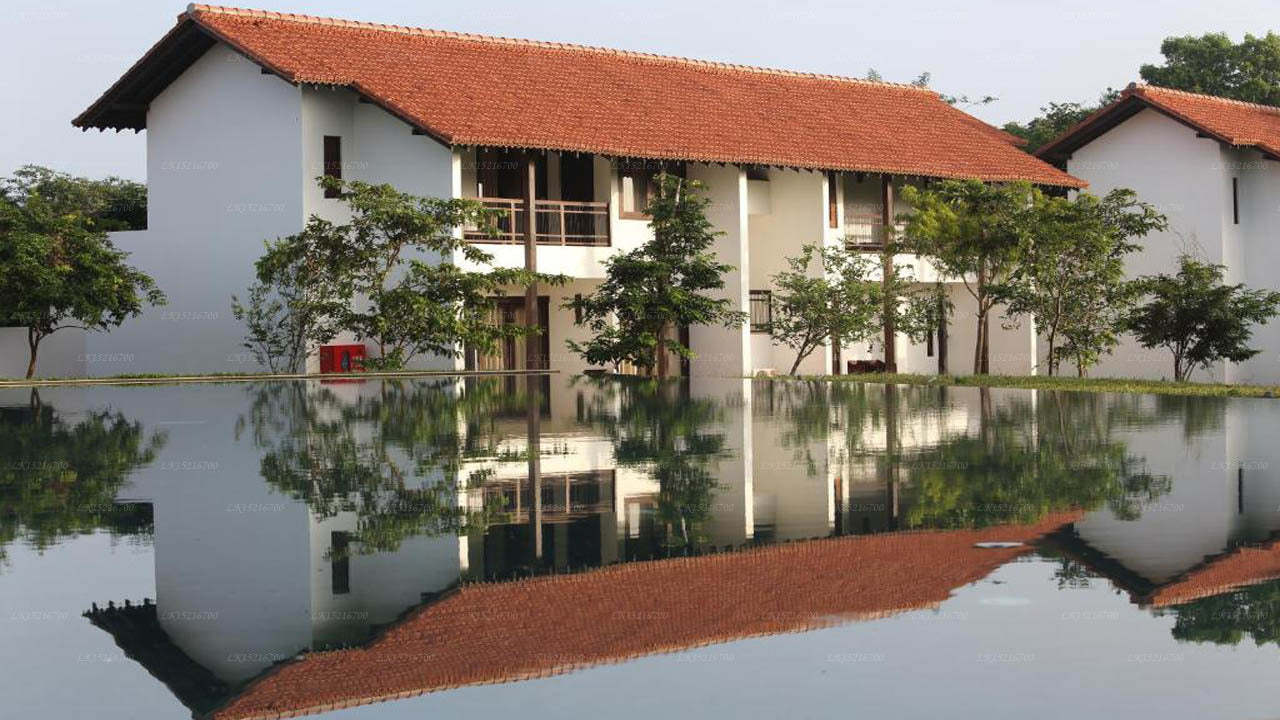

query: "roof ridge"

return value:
[1132, 82, 1280, 116]
[185, 4, 936, 92]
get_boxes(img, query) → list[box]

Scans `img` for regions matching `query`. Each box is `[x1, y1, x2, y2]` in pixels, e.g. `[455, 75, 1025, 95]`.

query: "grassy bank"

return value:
[802, 372, 1280, 399]
[0, 368, 555, 389]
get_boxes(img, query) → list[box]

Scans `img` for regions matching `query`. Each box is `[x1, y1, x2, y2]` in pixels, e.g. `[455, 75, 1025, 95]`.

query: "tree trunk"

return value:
[655, 321, 670, 379]
[1045, 330, 1057, 377]
[973, 264, 986, 375]
[980, 310, 991, 375]
[25, 328, 39, 379]
[789, 350, 806, 376]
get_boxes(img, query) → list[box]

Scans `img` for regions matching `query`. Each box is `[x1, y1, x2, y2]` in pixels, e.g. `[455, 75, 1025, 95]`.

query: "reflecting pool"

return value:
[3, 376, 1279, 719]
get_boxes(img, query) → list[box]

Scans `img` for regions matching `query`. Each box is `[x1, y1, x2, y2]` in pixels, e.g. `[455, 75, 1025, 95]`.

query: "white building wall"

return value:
[78, 44, 305, 377]
[1064, 108, 1233, 382]
[746, 169, 829, 375]
[687, 164, 751, 377]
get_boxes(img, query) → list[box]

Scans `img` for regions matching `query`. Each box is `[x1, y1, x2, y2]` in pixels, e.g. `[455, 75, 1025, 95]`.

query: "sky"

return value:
[2, 0, 1276, 181]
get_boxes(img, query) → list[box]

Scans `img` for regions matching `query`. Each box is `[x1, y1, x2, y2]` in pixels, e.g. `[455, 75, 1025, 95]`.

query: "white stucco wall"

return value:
[1063, 108, 1241, 382]
[687, 164, 751, 377]
[78, 44, 305, 377]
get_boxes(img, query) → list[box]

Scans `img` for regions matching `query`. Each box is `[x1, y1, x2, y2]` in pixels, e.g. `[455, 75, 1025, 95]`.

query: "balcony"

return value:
[465, 197, 610, 247]
[844, 215, 903, 252]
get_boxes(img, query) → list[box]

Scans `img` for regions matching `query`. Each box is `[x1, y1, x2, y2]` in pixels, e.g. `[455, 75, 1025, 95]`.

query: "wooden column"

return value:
[936, 293, 948, 375]
[880, 176, 897, 373]
[527, 375, 543, 562]
[523, 153, 539, 369]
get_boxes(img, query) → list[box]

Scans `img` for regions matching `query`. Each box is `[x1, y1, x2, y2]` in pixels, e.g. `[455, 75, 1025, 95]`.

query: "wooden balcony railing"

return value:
[844, 215, 903, 252]
[465, 198, 610, 247]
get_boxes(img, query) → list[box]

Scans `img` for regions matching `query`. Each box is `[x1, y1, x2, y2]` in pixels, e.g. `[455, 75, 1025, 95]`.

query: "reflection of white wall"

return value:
[1074, 397, 1242, 583]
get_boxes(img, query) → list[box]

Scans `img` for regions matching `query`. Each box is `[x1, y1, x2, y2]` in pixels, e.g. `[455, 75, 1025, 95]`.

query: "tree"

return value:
[1127, 255, 1280, 381]
[254, 177, 564, 371]
[1, 165, 147, 231]
[1140, 32, 1280, 107]
[768, 244, 881, 375]
[1001, 189, 1166, 376]
[899, 180, 1036, 375]
[1, 390, 165, 569]
[566, 173, 746, 377]
[1001, 92, 1120, 153]
[232, 221, 342, 374]
[0, 173, 164, 378]
[768, 243, 943, 375]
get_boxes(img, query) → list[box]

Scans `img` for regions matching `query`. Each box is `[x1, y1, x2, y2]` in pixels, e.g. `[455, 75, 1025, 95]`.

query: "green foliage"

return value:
[898, 389, 1170, 529]
[899, 180, 1038, 375]
[1127, 255, 1280, 381]
[1002, 92, 1120, 152]
[1, 165, 147, 231]
[252, 177, 564, 371]
[237, 378, 535, 553]
[1140, 32, 1280, 106]
[1001, 189, 1166, 376]
[577, 376, 729, 555]
[768, 243, 943, 375]
[566, 174, 746, 377]
[769, 244, 881, 375]
[0, 391, 165, 569]
[1162, 581, 1280, 647]
[0, 168, 165, 378]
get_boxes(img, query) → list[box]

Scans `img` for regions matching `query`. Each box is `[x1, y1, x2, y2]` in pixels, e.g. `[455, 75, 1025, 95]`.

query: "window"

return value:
[573, 294, 583, 324]
[926, 325, 934, 357]
[330, 531, 350, 595]
[618, 161, 684, 218]
[749, 290, 772, 333]
[323, 136, 342, 198]
[1232, 177, 1239, 224]
[827, 172, 838, 229]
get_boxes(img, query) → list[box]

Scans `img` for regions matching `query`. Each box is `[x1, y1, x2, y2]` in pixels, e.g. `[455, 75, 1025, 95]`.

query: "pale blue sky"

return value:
[3, 0, 1276, 180]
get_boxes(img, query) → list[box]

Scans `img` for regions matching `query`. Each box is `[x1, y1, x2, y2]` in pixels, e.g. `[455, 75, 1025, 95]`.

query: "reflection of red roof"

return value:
[210, 513, 1079, 720]
[74, 5, 1081, 187]
[1039, 83, 1280, 163]
[1147, 539, 1280, 608]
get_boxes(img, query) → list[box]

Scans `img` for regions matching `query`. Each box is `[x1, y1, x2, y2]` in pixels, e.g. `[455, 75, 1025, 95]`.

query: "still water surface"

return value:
[2, 376, 1279, 719]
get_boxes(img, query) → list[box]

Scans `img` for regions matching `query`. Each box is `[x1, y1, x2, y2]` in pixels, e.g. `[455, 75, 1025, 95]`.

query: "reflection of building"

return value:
[66, 375, 1280, 719]
[107, 514, 1080, 720]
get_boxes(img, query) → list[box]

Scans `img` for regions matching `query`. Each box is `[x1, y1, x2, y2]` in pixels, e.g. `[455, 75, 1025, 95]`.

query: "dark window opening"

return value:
[926, 325, 935, 357]
[573, 294, 583, 324]
[323, 136, 342, 198]
[749, 290, 772, 334]
[827, 172, 839, 228]
[331, 531, 350, 595]
[618, 160, 684, 219]
[1232, 177, 1239, 224]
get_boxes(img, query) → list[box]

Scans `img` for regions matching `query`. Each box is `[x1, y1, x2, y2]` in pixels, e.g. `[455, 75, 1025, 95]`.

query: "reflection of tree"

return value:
[578, 376, 729, 554]
[1160, 581, 1280, 647]
[236, 378, 536, 554]
[886, 388, 1170, 529]
[0, 390, 164, 569]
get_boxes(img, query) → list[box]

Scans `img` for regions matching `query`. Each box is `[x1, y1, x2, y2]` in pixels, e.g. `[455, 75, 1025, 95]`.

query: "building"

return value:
[6, 4, 1083, 379]
[1038, 83, 1280, 384]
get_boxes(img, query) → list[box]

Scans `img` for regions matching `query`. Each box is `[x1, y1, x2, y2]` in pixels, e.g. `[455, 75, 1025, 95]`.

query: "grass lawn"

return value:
[795, 372, 1280, 398]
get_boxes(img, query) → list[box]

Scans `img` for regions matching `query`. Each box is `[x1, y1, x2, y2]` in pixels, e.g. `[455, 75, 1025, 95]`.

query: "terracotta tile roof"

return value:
[207, 513, 1079, 720]
[1038, 83, 1280, 163]
[1146, 538, 1280, 608]
[74, 5, 1083, 187]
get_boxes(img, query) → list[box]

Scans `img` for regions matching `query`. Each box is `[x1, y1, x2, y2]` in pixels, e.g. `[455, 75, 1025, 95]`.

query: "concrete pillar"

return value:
[686, 164, 750, 377]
